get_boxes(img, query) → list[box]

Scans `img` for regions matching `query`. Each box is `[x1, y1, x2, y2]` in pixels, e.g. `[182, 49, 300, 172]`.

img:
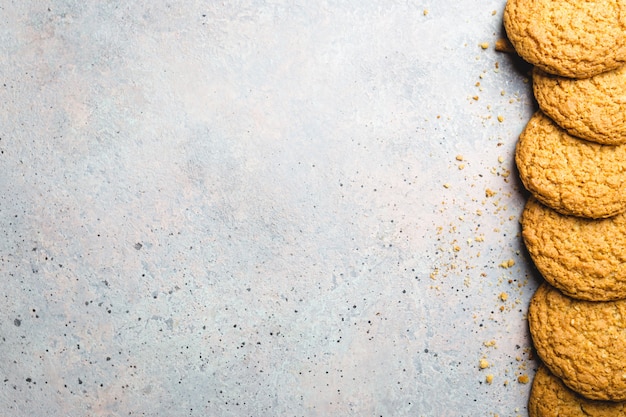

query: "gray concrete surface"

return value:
[1, 1, 538, 416]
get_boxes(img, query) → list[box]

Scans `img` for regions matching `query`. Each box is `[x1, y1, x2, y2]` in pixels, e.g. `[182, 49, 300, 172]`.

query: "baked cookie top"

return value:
[515, 111, 626, 219]
[529, 364, 626, 417]
[503, 0, 626, 78]
[533, 66, 626, 145]
[521, 196, 626, 301]
[528, 283, 626, 401]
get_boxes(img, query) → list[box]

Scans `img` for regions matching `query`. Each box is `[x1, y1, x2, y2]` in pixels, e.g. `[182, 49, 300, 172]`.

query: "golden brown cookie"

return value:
[503, 0, 626, 78]
[533, 66, 626, 145]
[529, 364, 626, 417]
[515, 110, 626, 219]
[528, 283, 626, 401]
[521, 197, 626, 301]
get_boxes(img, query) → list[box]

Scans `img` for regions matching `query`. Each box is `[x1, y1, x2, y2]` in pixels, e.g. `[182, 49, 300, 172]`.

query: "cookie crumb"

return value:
[517, 374, 529, 384]
[486, 374, 494, 384]
[494, 38, 515, 53]
[483, 339, 497, 348]
[479, 42, 489, 50]
[479, 358, 490, 369]
[499, 292, 508, 302]
[499, 259, 515, 268]
[485, 188, 497, 197]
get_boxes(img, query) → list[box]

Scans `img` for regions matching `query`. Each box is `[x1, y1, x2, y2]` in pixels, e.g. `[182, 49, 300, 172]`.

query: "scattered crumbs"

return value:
[499, 292, 508, 302]
[483, 340, 497, 348]
[423, 9, 428, 16]
[455, 155, 466, 170]
[475, 235, 485, 242]
[517, 374, 530, 384]
[495, 37, 515, 53]
[499, 259, 515, 269]
[479, 358, 490, 369]
[485, 188, 497, 197]
[479, 42, 489, 50]
[443, 183, 451, 189]
[472, 95, 480, 101]
[491, 10, 497, 15]
[497, 156, 504, 163]
[497, 115, 504, 123]
[486, 374, 494, 384]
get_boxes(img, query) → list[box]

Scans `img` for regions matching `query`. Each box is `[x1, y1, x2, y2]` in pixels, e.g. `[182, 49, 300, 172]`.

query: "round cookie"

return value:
[515, 110, 626, 219]
[533, 66, 626, 145]
[521, 196, 626, 301]
[529, 364, 626, 417]
[503, 0, 626, 78]
[528, 283, 626, 401]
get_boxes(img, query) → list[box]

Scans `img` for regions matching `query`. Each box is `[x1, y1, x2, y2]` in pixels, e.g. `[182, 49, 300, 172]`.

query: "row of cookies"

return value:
[502, 0, 626, 414]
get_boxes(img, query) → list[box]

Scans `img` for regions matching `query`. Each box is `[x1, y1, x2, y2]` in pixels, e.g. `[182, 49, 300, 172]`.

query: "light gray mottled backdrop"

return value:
[1, 1, 537, 416]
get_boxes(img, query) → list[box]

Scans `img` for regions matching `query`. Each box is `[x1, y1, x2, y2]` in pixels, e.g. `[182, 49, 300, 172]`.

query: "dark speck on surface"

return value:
[13, 318, 21, 327]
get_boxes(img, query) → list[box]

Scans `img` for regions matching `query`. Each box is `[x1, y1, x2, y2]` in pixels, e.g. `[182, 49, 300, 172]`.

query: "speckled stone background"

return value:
[1, 1, 538, 416]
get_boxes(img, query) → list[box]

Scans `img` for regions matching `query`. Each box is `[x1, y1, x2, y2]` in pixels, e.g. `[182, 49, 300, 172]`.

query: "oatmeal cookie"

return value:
[503, 0, 626, 78]
[528, 283, 626, 401]
[533, 66, 626, 145]
[529, 364, 626, 417]
[515, 111, 626, 219]
[521, 197, 626, 301]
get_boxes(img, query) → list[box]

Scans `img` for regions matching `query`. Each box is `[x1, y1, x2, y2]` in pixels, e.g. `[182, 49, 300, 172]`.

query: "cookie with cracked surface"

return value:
[521, 196, 626, 301]
[529, 364, 626, 417]
[533, 66, 626, 145]
[503, 0, 626, 78]
[528, 282, 626, 401]
[515, 111, 626, 219]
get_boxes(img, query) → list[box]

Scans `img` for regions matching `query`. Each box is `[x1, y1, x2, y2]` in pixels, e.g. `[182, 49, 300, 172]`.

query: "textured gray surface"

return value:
[1, 1, 538, 416]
